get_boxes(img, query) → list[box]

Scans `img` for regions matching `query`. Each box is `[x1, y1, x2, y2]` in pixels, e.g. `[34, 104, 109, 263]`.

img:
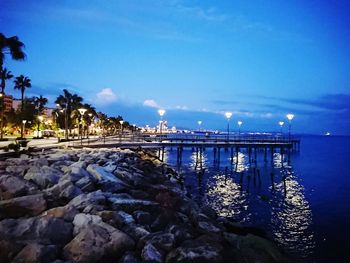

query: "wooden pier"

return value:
[88, 133, 300, 166]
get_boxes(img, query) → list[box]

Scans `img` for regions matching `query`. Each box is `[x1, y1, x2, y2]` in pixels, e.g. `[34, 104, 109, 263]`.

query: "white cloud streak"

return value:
[96, 88, 117, 104]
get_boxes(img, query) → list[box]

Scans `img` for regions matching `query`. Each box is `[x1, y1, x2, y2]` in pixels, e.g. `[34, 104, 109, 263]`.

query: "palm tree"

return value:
[14, 75, 31, 138]
[55, 89, 83, 140]
[55, 89, 72, 140]
[33, 95, 48, 115]
[0, 33, 26, 72]
[33, 95, 48, 138]
[0, 68, 13, 139]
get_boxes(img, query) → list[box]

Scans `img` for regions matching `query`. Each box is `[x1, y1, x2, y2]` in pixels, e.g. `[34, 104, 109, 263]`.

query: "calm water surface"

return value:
[163, 135, 350, 263]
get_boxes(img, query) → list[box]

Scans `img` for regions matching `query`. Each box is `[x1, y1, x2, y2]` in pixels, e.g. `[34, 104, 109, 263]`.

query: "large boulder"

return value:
[87, 164, 120, 183]
[113, 168, 146, 186]
[31, 216, 73, 245]
[0, 194, 46, 219]
[141, 243, 163, 262]
[0, 174, 38, 200]
[166, 236, 224, 263]
[0, 216, 73, 246]
[0, 240, 24, 263]
[41, 205, 79, 222]
[46, 152, 74, 163]
[75, 176, 95, 192]
[68, 190, 106, 211]
[87, 164, 129, 193]
[30, 157, 49, 167]
[72, 213, 103, 235]
[108, 196, 159, 213]
[5, 165, 30, 177]
[44, 180, 82, 207]
[12, 243, 58, 263]
[63, 224, 134, 263]
[24, 166, 61, 189]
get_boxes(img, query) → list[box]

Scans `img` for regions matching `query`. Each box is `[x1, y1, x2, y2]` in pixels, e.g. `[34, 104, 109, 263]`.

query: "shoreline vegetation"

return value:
[0, 147, 292, 263]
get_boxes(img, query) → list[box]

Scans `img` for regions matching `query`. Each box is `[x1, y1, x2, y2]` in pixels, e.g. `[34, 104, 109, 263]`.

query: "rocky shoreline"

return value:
[0, 147, 291, 263]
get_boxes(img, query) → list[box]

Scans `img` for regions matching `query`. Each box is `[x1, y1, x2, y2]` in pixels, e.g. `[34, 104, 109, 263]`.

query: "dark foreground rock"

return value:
[0, 147, 291, 263]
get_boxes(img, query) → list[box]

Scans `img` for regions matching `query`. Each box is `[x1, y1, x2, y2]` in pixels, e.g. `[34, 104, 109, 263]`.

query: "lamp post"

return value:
[237, 121, 243, 137]
[278, 121, 284, 136]
[22, 120, 27, 139]
[225, 112, 232, 142]
[0, 92, 4, 140]
[132, 124, 136, 141]
[37, 116, 44, 138]
[119, 120, 124, 142]
[197, 121, 202, 131]
[286, 114, 294, 141]
[88, 113, 93, 141]
[158, 109, 166, 140]
[78, 108, 87, 145]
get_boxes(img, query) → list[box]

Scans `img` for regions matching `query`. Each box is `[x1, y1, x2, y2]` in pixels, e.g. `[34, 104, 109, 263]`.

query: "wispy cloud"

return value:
[258, 93, 350, 112]
[143, 99, 159, 108]
[96, 88, 117, 105]
[45, 3, 204, 42]
[229, 14, 312, 43]
[173, 4, 229, 23]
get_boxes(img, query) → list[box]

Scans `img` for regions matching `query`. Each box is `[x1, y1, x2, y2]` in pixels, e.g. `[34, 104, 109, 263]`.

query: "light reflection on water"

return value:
[189, 149, 208, 171]
[271, 168, 315, 258]
[207, 174, 249, 218]
[165, 147, 315, 261]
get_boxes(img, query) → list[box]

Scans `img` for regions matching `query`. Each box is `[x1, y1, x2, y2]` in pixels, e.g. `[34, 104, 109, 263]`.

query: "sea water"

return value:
[163, 135, 350, 263]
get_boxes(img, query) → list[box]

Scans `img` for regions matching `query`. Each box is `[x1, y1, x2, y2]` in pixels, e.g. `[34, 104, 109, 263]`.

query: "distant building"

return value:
[12, 98, 21, 111]
[3, 95, 13, 112]
[43, 107, 54, 118]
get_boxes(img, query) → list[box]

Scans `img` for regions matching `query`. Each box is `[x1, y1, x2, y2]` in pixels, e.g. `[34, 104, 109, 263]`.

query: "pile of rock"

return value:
[0, 148, 291, 262]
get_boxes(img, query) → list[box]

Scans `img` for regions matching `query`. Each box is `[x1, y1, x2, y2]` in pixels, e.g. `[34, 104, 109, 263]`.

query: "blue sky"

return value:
[1, 0, 350, 134]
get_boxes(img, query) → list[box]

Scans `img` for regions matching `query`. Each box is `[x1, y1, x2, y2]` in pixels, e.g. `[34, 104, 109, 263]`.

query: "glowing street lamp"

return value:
[225, 112, 232, 141]
[78, 108, 87, 145]
[198, 120, 202, 131]
[158, 109, 166, 135]
[132, 124, 136, 141]
[37, 116, 44, 138]
[278, 121, 285, 135]
[22, 120, 27, 139]
[237, 121, 243, 136]
[119, 120, 124, 142]
[119, 120, 124, 134]
[0, 92, 5, 140]
[87, 113, 93, 140]
[286, 113, 295, 141]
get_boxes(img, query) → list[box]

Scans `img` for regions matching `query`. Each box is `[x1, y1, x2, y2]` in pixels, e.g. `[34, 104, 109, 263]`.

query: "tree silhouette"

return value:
[0, 68, 13, 139]
[14, 75, 31, 138]
[0, 33, 25, 72]
[55, 89, 84, 139]
[33, 95, 48, 115]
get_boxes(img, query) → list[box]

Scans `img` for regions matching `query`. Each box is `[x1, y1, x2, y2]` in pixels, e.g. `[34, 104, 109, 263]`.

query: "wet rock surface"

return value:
[0, 147, 291, 262]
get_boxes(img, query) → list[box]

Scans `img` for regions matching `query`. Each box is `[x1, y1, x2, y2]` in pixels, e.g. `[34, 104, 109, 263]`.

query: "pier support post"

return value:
[217, 147, 221, 166]
[248, 147, 252, 164]
[254, 147, 257, 165]
[288, 147, 291, 165]
[213, 147, 217, 164]
[281, 147, 284, 167]
[270, 147, 274, 165]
